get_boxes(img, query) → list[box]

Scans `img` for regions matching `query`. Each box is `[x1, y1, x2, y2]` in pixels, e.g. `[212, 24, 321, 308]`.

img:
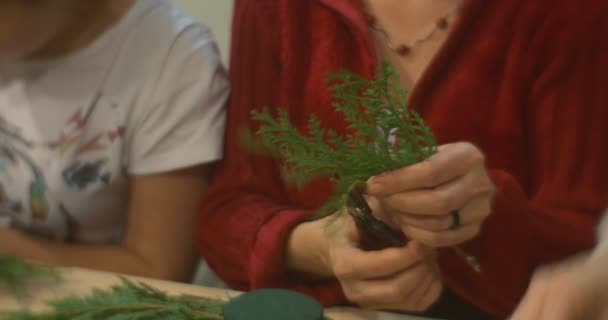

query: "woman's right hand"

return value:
[286, 210, 443, 312]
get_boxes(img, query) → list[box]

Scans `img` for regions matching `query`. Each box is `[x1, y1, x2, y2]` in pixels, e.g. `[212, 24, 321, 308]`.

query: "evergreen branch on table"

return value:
[0, 256, 60, 295]
[2, 277, 226, 320]
[0, 61, 438, 320]
[251, 61, 438, 215]
[2, 277, 335, 320]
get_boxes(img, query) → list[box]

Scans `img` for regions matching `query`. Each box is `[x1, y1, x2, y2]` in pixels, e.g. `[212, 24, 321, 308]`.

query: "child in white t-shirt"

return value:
[0, 0, 228, 281]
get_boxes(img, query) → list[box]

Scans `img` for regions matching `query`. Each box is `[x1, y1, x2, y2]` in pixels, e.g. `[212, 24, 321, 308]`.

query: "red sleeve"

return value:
[199, 1, 346, 306]
[441, 4, 608, 316]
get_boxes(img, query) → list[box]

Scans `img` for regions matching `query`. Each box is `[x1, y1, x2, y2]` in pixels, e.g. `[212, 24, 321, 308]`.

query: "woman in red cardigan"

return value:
[200, 0, 608, 318]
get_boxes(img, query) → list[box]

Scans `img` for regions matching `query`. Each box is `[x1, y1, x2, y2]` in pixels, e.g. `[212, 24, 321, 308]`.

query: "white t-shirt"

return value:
[0, 0, 229, 244]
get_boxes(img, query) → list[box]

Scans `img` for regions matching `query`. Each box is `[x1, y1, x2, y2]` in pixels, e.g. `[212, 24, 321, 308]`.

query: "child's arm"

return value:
[593, 212, 608, 259]
[0, 165, 209, 282]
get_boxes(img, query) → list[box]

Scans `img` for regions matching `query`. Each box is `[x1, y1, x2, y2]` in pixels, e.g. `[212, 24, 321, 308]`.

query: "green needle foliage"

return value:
[1, 62, 429, 320]
[0, 256, 59, 295]
[2, 277, 335, 320]
[251, 61, 437, 215]
[2, 277, 226, 320]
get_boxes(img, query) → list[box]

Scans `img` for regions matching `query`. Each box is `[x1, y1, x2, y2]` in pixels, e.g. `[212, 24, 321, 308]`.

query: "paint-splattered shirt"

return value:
[0, 0, 228, 243]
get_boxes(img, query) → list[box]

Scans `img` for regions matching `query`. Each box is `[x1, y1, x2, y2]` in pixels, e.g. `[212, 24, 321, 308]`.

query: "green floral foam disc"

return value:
[223, 288, 325, 320]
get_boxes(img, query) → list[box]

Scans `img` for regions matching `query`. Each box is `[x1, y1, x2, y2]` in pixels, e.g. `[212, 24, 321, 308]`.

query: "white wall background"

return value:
[173, 0, 234, 287]
[174, 0, 234, 65]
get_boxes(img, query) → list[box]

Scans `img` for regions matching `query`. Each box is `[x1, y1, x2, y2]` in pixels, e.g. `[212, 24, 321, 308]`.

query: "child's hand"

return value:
[511, 251, 608, 320]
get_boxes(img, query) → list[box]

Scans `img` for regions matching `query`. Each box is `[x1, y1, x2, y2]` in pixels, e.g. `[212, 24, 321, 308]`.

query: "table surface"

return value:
[0, 267, 436, 320]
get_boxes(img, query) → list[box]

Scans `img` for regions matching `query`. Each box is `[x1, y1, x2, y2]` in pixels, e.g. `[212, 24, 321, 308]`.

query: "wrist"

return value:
[285, 215, 334, 280]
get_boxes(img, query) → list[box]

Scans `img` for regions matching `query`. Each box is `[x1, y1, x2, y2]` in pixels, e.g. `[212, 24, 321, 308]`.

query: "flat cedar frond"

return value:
[2, 276, 335, 320]
[0, 256, 60, 295]
[2, 277, 225, 320]
[251, 61, 437, 215]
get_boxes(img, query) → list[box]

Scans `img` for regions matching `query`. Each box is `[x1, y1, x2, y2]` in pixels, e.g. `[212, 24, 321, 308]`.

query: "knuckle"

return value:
[434, 231, 447, 245]
[397, 277, 417, 299]
[344, 289, 363, 305]
[432, 192, 453, 214]
[333, 259, 354, 279]
[420, 282, 444, 310]
[481, 204, 492, 218]
[440, 216, 454, 230]
[385, 195, 405, 214]
[427, 217, 451, 231]
[413, 286, 433, 312]
[390, 283, 406, 300]
[423, 161, 440, 188]
[468, 198, 493, 220]
[471, 225, 482, 237]
[465, 143, 485, 164]
[460, 225, 481, 243]
[404, 246, 426, 262]
[478, 179, 495, 195]
[425, 232, 445, 247]
[489, 181, 497, 195]
[480, 196, 493, 209]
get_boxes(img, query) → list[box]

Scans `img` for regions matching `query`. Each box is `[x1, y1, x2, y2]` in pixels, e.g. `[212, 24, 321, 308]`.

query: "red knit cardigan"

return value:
[200, 0, 608, 317]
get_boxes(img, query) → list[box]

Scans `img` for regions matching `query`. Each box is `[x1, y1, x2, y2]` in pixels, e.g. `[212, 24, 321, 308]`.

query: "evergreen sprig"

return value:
[0, 62, 437, 319]
[1, 277, 226, 320]
[251, 61, 437, 214]
[0, 256, 59, 295]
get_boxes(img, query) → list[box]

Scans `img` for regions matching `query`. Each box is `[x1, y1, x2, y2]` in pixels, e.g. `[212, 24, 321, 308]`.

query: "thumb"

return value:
[364, 195, 399, 229]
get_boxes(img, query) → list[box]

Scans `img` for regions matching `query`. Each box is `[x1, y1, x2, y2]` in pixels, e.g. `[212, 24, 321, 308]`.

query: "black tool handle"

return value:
[346, 188, 407, 251]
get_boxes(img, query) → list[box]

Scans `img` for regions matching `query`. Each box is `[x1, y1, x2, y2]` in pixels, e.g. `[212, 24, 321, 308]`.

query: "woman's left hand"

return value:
[366, 142, 495, 247]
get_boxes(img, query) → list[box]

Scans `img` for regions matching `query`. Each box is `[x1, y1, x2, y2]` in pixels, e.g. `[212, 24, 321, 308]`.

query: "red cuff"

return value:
[249, 208, 347, 306]
[249, 208, 313, 288]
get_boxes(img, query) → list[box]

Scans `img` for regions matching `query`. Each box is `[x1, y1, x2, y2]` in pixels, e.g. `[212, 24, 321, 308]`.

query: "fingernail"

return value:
[363, 195, 379, 211]
[366, 175, 378, 185]
[365, 177, 382, 194]
[367, 170, 391, 183]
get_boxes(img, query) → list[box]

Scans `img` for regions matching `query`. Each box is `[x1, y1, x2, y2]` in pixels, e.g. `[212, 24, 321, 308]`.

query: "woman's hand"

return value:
[287, 211, 443, 312]
[511, 251, 608, 320]
[366, 142, 495, 247]
[328, 211, 443, 311]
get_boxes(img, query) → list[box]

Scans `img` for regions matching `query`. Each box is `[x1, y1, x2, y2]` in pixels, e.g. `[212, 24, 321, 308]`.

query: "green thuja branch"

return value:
[1, 277, 335, 320]
[0, 62, 428, 319]
[0, 256, 59, 295]
[251, 61, 437, 215]
[1, 277, 226, 320]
